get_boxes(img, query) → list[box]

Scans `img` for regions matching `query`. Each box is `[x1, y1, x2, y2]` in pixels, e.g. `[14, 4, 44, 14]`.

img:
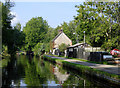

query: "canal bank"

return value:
[3, 55, 116, 87]
[43, 55, 120, 86]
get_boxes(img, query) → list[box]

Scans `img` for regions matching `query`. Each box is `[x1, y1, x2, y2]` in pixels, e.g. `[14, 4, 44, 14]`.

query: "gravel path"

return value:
[46, 55, 120, 75]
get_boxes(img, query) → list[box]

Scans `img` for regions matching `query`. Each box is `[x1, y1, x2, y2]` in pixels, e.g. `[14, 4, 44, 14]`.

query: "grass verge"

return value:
[48, 54, 116, 65]
[43, 55, 120, 85]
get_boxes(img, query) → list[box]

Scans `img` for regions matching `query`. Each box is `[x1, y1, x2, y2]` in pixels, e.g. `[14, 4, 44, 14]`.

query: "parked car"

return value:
[114, 58, 120, 64]
[110, 49, 120, 57]
[103, 54, 113, 60]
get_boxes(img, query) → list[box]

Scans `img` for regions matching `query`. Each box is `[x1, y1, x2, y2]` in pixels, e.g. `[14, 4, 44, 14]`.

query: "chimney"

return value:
[59, 28, 63, 34]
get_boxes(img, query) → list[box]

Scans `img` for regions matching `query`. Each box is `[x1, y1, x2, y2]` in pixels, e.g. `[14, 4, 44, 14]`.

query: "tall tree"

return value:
[2, 0, 15, 45]
[2, 1, 25, 55]
[14, 22, 21, 31]
[61, 21, 76, 44]
[74, 1, 120, 51]
[54, 21, 76, 45]
[2, 0, 16, 54]
[13, 23, 25, 50]
[23, 17, 49, 51]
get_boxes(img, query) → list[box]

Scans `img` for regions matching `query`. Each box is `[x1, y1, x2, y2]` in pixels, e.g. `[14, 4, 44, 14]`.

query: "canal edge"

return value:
[42, 55, 120, 86]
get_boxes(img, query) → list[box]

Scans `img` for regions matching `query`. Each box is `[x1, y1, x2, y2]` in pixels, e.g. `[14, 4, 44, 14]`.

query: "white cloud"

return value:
[10, 11, 20, 26]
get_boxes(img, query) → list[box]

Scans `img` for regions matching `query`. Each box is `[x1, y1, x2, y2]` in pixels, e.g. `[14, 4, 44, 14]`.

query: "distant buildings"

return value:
[51, 29, 72, 55]
[50, 29, 109, 63]
[66, 43, 111, 62]
[67, 43, 91, 59]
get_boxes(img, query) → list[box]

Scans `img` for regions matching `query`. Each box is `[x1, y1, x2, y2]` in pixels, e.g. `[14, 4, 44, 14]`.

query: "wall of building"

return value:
[67, 46, 105, 62]
[54, 33, 72, 48]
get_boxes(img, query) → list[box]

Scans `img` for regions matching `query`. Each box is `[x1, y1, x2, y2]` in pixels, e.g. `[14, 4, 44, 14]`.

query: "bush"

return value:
[32, 43, 45, 56]
[59, 43, 69, 56]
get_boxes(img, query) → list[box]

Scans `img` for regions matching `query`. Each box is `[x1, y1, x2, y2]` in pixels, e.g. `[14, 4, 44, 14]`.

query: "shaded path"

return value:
[45, 55, 120, 75]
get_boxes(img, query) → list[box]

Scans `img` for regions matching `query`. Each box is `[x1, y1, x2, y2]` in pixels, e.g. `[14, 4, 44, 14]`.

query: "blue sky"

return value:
[11, 2, 83, 28]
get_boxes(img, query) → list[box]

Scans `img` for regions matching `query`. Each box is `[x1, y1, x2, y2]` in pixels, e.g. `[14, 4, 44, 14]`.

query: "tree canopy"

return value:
[53, 2, 120, 51]
[2, 0, 25, 55]
[23, 17, 49, 50]
[2, 1, 120, 55]
[73, 2, 120, 51]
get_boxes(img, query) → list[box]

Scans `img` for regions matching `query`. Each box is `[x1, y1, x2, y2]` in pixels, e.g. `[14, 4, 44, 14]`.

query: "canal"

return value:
[2, 55, 118, 87]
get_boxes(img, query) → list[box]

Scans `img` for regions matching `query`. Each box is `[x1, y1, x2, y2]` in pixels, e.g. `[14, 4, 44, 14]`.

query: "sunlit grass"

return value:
[48, 54, 116, 65]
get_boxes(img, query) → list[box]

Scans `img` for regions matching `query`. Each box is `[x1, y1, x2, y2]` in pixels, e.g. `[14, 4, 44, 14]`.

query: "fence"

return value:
[67, 47, 106, 62]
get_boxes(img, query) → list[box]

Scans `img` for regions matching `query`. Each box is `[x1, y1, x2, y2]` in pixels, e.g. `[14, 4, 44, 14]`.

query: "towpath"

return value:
[45, 55, 120, 75]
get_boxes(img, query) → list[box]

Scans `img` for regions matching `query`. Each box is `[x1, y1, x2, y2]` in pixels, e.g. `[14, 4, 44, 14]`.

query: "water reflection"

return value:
[53, 65, 70, 84]
[2, 55, 117, 88]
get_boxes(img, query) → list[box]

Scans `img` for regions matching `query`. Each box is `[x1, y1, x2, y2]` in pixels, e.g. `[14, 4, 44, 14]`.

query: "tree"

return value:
[23, 17, 49, 51]
[74, 2, 120, 51]
[14, 22, 21, 31]
[61, 22, 74, 43]
[59, 43, 69, 56]
[13, 23, 25, 51]
[44, 27, 55, 43]
[1, 0, 17, 55]
[55, 21, 76, 44]
[1, 1, 25, 55]
[32, 43, 45, 56]
[2, 0, 15, 45]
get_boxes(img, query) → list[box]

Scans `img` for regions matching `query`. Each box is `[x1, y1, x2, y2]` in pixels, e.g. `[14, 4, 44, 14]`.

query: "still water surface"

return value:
[2, 55, 117, 87]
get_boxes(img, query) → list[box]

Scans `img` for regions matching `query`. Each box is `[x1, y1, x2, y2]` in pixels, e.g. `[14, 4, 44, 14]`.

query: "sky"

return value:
[10, 2, 83, 29]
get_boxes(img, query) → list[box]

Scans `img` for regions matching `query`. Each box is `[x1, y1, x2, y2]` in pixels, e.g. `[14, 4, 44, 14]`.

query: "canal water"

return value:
[2, 55, 118, 88]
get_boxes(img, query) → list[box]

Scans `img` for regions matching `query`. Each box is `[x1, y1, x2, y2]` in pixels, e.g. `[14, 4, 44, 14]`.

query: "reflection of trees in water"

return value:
[24, 56, 58, 86]
[53, 65, 70, 84]
[62, 73, 87, 87]
[2, 55, 110, 87]
[2, 55, 59, 87]
[2, 55, 90, 87]
[62, 67, 97, 87]
[52, 64, 88, 87]
[2, 56, 25, 87]
[62, 67, 110, 88]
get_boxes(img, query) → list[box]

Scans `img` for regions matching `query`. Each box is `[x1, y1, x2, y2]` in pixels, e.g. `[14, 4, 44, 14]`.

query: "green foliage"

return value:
[44, 43, 50, 52]
[2, 1, 15, 45]
[1, 45, 10, 58]
[2, 1, 119, 55]
[1, 1, 25, 55]
[62, 21, 77, 44]
[44, 27, 55, 43]
[1, 1, 20, 55]
[23, 17, 49, 50]
[74, 2, 120, 51]
[55, 21, 77, 44]
[32, 43, 45, 56]
[0, 57, 10, 68]
[13, 25, 25, 49]
[23, 56, 56, 86]
[59, 43, 69, 54]
[14, 22, 21, 31]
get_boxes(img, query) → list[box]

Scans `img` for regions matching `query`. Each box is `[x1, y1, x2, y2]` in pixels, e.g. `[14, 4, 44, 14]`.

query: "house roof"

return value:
[52, 31, 72, 43]
[52, 32, 63, 42]
[68, 43, 90, 48]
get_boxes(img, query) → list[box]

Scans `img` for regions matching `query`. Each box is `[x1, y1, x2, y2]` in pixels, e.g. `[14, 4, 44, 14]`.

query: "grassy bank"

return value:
[43, 55, 120, 85]
[69, 57, 116, 65]
[48, 54, 116, 65]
